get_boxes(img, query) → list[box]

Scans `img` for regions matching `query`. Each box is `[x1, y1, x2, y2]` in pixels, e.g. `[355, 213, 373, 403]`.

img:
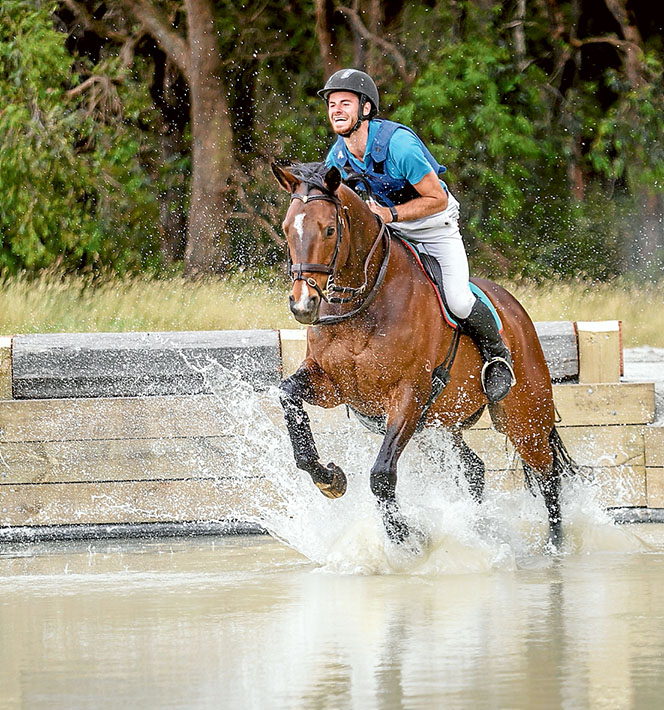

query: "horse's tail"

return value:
[549, 426, 579, 478]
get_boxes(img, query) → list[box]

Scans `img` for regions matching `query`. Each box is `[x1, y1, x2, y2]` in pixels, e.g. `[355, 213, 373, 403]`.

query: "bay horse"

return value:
[272, 161, 573, 549]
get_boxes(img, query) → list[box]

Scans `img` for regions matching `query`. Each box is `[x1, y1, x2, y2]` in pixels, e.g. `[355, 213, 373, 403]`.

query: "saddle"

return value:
[395, 235, 503, 332]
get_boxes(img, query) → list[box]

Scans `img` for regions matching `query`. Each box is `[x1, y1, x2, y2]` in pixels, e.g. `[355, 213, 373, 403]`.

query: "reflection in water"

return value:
[1, 534, 664, 710]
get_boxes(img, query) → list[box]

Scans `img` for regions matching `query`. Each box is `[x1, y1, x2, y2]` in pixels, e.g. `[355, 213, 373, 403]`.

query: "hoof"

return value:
[380, 501, 410, 544]
[314, 462, 347, 499]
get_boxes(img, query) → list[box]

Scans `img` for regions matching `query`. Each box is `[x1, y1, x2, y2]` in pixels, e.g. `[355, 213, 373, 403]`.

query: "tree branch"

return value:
[511, 0, 528, 72]
[62, 0, 128, 42]
[120, 0, 189, 79]
[569, 35, 642, 52]
[336, 5, 414, 84]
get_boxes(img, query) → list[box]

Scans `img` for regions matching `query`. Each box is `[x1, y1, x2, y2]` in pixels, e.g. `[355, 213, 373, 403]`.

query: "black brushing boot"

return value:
[459, 298, 516, 403]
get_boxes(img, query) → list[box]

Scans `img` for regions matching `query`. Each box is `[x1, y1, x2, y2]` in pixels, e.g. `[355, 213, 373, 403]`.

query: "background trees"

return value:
[1, 0, 662, 280]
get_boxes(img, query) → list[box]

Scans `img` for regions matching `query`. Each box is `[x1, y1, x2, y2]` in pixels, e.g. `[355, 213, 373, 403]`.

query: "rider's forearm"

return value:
[368, 193, 448, 224]
[392, 193, 448, 222]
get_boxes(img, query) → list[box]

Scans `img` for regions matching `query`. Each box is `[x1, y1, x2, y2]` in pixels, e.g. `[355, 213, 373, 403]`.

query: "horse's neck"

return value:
[339, 187, 382, 274]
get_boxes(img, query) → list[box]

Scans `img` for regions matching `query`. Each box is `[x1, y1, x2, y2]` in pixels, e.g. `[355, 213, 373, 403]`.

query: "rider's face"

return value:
[327, 91, 361, 135]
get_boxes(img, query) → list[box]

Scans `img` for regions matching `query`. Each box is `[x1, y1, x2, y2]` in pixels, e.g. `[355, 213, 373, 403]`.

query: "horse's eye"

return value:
[326, 226, 336, 237]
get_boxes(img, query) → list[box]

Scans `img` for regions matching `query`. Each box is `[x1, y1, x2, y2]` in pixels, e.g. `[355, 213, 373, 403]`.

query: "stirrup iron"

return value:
[480, 356, 516, 402]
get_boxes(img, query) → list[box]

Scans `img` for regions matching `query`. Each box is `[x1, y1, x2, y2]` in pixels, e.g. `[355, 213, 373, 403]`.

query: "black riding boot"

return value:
[458, 298, 515, 403]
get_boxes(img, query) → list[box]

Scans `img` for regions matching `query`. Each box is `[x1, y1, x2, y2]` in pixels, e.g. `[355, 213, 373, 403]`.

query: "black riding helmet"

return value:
[318, 69, 379, 136]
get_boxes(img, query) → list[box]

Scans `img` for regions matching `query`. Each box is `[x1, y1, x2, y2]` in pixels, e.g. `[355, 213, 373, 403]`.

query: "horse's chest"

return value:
[317, 340, 397, 402]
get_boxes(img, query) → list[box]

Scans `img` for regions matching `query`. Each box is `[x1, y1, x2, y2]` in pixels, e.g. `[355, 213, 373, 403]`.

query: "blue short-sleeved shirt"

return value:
[325, 121, 435, 187]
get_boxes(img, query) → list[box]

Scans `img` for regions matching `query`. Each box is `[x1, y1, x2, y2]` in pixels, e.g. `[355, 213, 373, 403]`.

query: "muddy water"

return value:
[2, 530, 664, 710]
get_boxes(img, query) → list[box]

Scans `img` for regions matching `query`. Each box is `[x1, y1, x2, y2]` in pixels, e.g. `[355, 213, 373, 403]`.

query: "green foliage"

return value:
[2, 0, 662, 281]
[0, 1, 161, 274]
[389, 2, 663, 280]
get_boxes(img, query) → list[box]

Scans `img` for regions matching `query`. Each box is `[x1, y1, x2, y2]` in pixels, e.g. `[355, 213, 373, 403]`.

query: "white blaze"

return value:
[293, 213, 305, 244]
[294, 282, 311, 310]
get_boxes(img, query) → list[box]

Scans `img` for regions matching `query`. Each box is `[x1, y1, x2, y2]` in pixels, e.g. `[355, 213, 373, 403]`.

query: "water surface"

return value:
[2, 531, 664, 710]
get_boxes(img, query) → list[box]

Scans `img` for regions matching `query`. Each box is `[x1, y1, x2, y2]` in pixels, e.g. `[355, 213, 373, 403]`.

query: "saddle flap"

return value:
[396, 236, 502, 332]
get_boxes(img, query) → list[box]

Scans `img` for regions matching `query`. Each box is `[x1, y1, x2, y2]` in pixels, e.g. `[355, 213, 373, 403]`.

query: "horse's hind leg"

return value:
[280, 361, 346, 499]
[514, 433, 561, 549]
[489, 403, 561, 549]
[451, 432, 485, 503]
[523, 457, 562, 550]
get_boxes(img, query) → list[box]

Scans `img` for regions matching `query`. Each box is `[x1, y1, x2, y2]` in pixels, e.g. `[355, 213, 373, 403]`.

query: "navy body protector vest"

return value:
[330, 119, 447, 208]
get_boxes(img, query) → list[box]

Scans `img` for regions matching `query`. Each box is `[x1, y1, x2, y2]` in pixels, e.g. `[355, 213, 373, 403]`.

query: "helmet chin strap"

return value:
[338, 97, 370, 138]
[339, 116, 364, 137]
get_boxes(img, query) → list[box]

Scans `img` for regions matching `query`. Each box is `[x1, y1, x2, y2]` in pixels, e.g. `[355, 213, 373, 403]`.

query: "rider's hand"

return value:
[366, 198, 393, 223]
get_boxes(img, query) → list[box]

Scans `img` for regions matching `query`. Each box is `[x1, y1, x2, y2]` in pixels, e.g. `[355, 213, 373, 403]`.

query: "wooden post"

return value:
[645, 428, 664, 508]
[279, 329, 307, 378]
[0, 337, 11, 400]
[576, 320, 622, 383]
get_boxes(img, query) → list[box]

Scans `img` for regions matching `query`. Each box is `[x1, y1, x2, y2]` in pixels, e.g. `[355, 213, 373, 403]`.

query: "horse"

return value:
[271, 160, 574, 550]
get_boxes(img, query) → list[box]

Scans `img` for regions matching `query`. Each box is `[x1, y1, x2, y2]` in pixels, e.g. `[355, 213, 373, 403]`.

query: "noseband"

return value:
[288, 189, 390, 325]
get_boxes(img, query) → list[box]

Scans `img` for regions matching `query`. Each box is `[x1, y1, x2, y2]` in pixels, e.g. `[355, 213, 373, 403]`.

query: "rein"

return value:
[288, 190, 390, 326]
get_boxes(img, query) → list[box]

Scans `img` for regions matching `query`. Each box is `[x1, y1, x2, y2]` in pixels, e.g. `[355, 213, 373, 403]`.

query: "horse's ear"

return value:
[324, 166, 341, 194]
[271, 162, 299, 193]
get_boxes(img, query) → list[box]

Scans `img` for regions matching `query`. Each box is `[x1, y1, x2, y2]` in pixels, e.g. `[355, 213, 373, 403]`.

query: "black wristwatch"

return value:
[389, 205, 398, 223]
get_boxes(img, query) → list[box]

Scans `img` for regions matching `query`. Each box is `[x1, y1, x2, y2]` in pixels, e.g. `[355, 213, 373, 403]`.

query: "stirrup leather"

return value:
[480, 356, 517, 393]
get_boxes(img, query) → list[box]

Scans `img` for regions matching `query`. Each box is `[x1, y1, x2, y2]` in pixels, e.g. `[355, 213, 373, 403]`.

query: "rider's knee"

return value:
[445, 290, 475, 320]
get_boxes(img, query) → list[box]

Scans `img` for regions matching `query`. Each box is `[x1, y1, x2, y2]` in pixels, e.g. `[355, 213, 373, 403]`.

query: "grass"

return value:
[0, 272, 662, 347]
[508, 279, 664, 347]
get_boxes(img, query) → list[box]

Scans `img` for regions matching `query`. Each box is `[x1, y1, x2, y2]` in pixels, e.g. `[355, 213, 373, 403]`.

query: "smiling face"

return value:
[327, 91, 364, 135]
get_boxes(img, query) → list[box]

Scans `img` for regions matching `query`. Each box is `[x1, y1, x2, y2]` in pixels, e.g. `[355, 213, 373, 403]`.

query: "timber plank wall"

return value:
[0, 322, 661, 534]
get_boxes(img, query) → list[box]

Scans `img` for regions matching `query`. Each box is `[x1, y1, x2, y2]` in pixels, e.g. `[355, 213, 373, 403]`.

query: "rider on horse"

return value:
[319, 68, 515, 403]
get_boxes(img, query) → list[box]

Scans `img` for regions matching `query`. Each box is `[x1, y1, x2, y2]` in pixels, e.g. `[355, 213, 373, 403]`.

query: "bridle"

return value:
[287, 187, 390, 325]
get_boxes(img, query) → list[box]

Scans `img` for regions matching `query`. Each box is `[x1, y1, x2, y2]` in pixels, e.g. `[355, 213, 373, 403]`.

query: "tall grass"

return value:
[0, 272, 295, 334]
[1, 272, 662, 346]
[508, 279, 664, 347]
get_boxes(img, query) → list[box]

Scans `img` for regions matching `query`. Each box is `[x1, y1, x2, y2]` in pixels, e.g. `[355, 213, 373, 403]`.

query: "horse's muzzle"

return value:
[289, 283, 321, 324]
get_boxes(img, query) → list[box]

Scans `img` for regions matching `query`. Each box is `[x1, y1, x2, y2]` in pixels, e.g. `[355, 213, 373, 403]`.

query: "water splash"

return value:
[193, 358, 650, 575]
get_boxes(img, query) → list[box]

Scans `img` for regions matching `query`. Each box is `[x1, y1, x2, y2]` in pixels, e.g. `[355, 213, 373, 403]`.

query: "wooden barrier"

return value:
[0, 382, 658, 526]
[0, 322, 661, 534]
[10, 320, 587, 401]
[576, 320, 623, 383]
[12, 330, 282, 399]
[534, 321, 579, 380]
[645, 428, 664, 508]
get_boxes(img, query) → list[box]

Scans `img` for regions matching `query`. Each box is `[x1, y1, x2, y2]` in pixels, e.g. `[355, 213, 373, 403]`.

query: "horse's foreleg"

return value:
[371, 385, 425, 543]
[279, 362, 347, 499]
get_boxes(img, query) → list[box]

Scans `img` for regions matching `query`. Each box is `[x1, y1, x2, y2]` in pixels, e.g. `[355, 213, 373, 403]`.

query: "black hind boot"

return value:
[458, 298, 516, 403]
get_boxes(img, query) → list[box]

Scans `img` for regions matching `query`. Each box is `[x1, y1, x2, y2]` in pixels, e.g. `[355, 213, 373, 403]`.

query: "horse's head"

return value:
[272, 162, 347, 324]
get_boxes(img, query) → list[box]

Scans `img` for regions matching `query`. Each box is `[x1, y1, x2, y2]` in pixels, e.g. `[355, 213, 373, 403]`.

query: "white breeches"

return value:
[389, 192, 476, 319]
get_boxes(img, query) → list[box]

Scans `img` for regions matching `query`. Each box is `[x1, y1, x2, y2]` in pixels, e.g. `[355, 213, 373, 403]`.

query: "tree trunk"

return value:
[184, 0, 234, 274]
[149, 47, 189, 263]
[314, 0, 340, 77]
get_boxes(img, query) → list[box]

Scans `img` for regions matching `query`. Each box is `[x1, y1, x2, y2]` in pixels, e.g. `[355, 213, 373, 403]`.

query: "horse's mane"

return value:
[287, 161, 336, 196]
